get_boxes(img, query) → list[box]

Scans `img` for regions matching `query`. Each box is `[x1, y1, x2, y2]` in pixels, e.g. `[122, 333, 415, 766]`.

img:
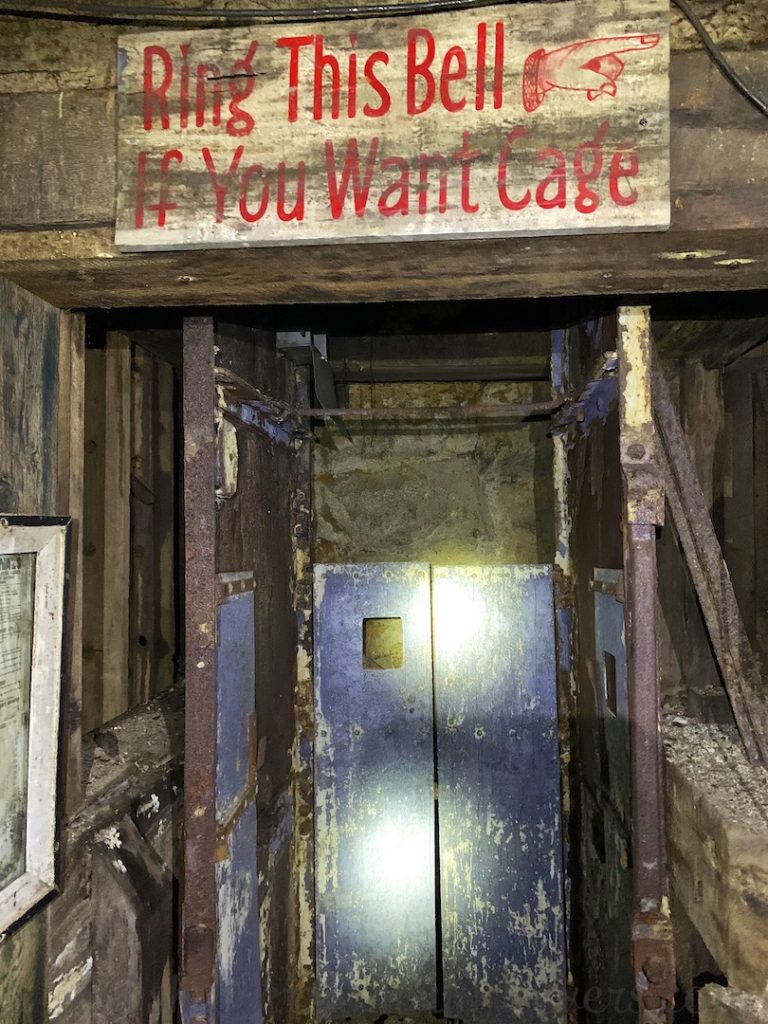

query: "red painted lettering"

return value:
[313, 36, 341, 121]
[149, 149, 183, 227]
[535, 147, 567, 209]
[196, 63, 223, 128]
[277, 161, 307, 222]
[378, 155, 410, 216]
[239, 164, 269, 222]
[226, 40, 258, 137]
[497, 127, 531, 211]
[418, 153, 448, 214]
[452, 131, 481, 213]
[276, 35, 313, 124]
[609, 146, 640, 206]
[574, 121, 609, 214]
[440, 46, 467, 113]
[325, 137, 380, 218]
[407, 29, 435, 115]
[203, 145, 244, 222]
[134, 151, 148, 228]
[475, 23, 487, 112]
[143, 45, 173, 131]
[363, 52, 391, 117]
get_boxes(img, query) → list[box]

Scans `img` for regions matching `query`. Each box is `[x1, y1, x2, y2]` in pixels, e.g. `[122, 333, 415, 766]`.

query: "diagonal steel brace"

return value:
[651, 349, 768, 764]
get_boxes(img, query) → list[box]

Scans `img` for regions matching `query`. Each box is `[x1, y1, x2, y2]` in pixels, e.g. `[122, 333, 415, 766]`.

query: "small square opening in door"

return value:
[363, 617, 404, 669]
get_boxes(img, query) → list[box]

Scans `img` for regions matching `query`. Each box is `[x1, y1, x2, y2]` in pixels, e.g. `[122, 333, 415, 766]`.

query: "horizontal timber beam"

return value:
[1, 226, 766, 308]
[0, 34, 767, 305]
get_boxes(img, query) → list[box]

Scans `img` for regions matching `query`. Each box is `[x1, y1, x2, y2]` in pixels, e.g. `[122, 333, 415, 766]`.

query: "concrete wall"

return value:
[314, 380, 554, 567]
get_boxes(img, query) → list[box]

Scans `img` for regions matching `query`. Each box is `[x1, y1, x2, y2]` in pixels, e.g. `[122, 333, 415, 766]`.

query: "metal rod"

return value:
[295, 398, 564, 419]
[180, 316, 218, 1014]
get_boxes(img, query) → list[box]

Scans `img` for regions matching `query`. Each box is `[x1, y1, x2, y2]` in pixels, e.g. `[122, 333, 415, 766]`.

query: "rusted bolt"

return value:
[642, 992, 663, 1011]
[642, 956, 667, 985]
[628, 443, 646, 460]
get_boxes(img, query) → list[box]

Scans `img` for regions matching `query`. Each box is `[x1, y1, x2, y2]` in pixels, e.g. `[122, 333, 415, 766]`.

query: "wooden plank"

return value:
[0, 89, 116, 229]
[723, 370, 756, 640]
[4, 0, 767, 53]
[433, 564, 564, 1024]
[5, 223, 768, 309]
[1, 34, 767, 245]
[154, 357, 177, 696]
[116, 0, 670, 250]
[752, 372, 768, 666]
[82, 334, 131, 732]
[0, 275, 62, 1024]
[314, 562, 436, 1019]
[129, 345, 177, 704]
[0, 277, 60, 513]
[55, 311, 85, 816]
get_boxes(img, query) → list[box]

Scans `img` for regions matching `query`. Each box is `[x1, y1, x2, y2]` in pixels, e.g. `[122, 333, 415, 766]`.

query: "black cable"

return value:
[2, 0, 767, 121]
[0, 0, 531, 24]
[670, 0, 768, 119]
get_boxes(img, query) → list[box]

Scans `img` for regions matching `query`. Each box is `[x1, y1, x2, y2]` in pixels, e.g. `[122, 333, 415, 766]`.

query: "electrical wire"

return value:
[0, 0, 537, 24]
[1, 0, 767, 120]
[670, 0, 768, 118]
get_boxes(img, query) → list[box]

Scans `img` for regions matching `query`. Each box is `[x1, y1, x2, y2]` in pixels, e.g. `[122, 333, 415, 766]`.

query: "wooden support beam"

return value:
[2, 38, 768, 305]
[651, 351, 768, 763]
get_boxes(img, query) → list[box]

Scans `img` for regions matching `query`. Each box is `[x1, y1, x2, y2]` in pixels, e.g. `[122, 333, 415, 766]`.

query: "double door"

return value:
[314, 563, 565, 1023]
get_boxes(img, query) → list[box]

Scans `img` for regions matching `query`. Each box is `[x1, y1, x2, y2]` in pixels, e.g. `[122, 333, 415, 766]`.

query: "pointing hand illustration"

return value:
[522, 34, 661, 112]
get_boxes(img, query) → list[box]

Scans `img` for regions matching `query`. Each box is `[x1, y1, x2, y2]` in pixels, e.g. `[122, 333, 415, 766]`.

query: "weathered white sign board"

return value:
[115, 0, 670, 250]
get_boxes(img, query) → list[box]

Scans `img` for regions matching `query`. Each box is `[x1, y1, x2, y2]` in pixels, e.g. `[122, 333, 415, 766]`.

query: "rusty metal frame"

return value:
[617, 307, 675, 1024]
[651, 351, 768, 764]
[180, 316, 218, 1022]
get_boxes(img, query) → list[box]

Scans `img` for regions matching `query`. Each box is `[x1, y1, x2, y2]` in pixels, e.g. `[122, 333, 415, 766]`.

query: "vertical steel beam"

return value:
[290, 365, 316, 1024]
[617, 307, 675, 1024]
[180, 316, 218, 1022]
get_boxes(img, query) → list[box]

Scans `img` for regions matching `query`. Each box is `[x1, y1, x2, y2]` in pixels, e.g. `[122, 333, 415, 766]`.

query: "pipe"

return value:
[295, 397, 564, 419]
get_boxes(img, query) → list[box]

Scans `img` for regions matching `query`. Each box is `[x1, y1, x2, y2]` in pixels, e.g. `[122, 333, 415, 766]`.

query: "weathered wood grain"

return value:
[81, 335, 131, 733]
[1, 0, 763, 52]
[0, 89, 116, 228]
[56, 311, 85, 816]
[0, 28, 766, 301]
[130, 345, 175, 706]
[115, 0, 670, 249]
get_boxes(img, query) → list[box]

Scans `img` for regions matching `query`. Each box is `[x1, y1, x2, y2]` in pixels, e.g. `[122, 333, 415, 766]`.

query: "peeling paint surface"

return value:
[215, 589, 262, 1023]
[434, 566, 565, 1023]
[314, 563, 436, 1019]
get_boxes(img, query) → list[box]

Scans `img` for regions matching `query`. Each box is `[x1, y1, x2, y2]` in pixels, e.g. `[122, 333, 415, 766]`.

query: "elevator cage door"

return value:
[313, 562, 565, 1023]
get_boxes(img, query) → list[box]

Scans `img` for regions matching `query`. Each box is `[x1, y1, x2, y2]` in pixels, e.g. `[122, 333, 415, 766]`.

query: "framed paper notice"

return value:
[0, 516, 69, 933]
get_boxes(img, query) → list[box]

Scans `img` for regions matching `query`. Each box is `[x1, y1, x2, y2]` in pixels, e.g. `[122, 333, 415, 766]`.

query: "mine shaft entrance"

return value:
[178, 294, 767, 1024]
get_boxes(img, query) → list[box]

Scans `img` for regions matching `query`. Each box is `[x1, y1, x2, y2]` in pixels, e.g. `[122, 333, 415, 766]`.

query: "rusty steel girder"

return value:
[617, 307, 675, 1024]
[180, 317, 218, 1017]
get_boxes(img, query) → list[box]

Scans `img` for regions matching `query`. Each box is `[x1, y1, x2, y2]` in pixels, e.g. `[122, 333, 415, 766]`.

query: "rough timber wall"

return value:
[2, 4, 768, 304]
[0, 278, 70, 1022]
[314, 380, 554, 565]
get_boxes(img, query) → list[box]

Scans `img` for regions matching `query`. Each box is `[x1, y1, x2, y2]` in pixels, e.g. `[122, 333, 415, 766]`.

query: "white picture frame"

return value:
[0, 515, 69, 934]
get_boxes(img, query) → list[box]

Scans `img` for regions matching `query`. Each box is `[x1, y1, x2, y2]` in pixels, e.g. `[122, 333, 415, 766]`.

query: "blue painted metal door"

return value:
[215, 574, 263, 1024]
[314, 563, 564, 1022]
[314, 563, 436, 1019]
[434, 566, 564, 1024]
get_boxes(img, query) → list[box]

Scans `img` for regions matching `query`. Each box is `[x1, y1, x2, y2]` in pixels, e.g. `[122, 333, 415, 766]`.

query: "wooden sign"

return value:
[115, 0, 669, 251]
